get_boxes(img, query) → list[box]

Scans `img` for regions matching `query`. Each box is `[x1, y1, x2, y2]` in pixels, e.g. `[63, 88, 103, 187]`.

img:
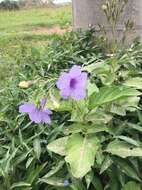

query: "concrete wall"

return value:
[72, 0, 142, 40]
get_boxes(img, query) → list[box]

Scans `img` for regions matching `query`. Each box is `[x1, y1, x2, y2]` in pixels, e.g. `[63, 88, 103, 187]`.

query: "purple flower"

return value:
[63, 179, 70, 187]
[56, 65, 87, 100]
[19, 99, 52, 124]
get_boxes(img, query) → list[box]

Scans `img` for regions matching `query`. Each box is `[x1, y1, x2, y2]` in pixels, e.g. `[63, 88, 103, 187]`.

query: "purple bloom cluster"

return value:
[57, 65, 87, 100]
[19, 99, 52, 124]
[19, 65, 87, 124]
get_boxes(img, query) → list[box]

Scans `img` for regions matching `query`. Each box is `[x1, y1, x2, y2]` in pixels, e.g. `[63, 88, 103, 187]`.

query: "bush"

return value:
[0, 0, 20, 10]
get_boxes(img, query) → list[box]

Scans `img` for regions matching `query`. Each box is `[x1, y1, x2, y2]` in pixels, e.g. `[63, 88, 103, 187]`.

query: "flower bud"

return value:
[18, 81, 33, 89]
[102, 4, 107, 11]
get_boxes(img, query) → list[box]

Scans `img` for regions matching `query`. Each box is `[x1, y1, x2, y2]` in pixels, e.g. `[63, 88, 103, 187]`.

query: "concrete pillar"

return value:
[72, 0, 142, 41]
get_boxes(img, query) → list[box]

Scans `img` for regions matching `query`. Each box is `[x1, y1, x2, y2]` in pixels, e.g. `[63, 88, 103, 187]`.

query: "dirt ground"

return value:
[32, 26, 72, 35]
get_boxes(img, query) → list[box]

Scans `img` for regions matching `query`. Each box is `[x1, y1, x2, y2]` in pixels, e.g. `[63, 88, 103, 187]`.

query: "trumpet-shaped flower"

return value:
[19, 99, 52, 124]
[56, 65, 87, 100]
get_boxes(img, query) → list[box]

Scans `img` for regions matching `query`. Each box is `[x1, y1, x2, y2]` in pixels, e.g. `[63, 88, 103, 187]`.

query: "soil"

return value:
[32, 26, 72, 35]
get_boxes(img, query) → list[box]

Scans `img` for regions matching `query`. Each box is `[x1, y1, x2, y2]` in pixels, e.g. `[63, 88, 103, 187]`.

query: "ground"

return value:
[0, 6, 72, 53]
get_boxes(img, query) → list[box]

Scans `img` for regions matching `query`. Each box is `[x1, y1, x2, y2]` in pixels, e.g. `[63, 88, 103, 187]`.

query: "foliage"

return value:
[0, 0, 20, 10]
[0, 0, 142, 189]
[0, 5, 71, 84]
[100, 0, 134, 53]
[0, 5, 71, 53]
[0, 0, 55, 10]
[0, 27, 142, 189]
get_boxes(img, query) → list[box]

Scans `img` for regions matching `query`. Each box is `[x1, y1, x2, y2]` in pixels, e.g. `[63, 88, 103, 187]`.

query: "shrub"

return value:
[0, 0, 20, 10]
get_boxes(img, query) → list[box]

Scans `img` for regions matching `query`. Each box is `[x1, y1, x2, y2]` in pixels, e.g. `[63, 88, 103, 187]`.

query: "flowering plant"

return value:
[1, 28, 142, 190]
[18, 60, 141, 189]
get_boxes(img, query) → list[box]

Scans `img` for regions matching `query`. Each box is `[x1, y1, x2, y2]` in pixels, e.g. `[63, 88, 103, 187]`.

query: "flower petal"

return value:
[44, 109, 53, 115]
[64, 180, 70, 187]
[69, 65, 81, 77]
[56, 72, 71, 90]
[29, 110, 42, 123]
[75, 72, 87, 88]
[41, 111, 52, 124]
[71, 89, 86, 100]
[60, 88, 71, 99]
[19, 103, 36, 113]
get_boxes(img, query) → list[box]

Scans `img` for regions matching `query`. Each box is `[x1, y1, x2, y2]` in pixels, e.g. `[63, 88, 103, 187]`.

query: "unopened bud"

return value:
[102, 4, 107, 10]
[18, 81, 33, 89]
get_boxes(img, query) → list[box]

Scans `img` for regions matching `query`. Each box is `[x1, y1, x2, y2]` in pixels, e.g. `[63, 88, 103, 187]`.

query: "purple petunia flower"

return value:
[63, 179, 70, 187]
[56, 65, 87, 100]
[19, 99, 52, 124]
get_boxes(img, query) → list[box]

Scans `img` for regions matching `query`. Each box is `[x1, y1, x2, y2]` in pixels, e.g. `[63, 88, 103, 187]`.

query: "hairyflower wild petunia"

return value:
[63, 179, 70, 187]
[56, 65, 87, 100]
[19, 99, 52, 124]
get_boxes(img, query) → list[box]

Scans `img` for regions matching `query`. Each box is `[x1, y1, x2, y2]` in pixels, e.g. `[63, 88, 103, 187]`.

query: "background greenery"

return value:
[0, 5, 71, 53]
[0, 2, 142, 190]
[0, 5, 71, 87]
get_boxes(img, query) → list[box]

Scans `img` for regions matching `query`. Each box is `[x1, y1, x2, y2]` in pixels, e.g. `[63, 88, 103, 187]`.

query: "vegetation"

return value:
[0, 5, 71, 86]
[0, 0, 54, 10]
[0, 0, 142, 189]
[0, 5, 71, 50]
[0, 0, 20, 10]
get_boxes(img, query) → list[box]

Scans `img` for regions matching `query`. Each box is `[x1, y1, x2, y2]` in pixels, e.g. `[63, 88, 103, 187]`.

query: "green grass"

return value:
[0, 6, 71, 32]
[0, 6, 72, 50]
[0, 5, 72, 87]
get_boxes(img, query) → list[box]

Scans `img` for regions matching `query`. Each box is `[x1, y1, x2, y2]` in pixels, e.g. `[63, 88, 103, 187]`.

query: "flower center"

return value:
[70, 78, 77, 89]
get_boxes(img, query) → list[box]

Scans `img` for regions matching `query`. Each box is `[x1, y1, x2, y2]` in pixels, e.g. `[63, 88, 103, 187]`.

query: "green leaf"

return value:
[89, 85, 140, 109]
[115, 136, 140, 147]
[64, 124, 85, 135]
[42, 160, 65, 178]
[109, 172, 120, 190]
[26, 157, 34, 169]
[124, 77, 142, 89]
[100, 155, 113, 174]
[122, 181, 141, 190]
[70, 100, 88, 122]
[47, 137, 69, 156]
[64, 123, 108, 135]
[115, 158, 141, 182]
[70, 179, 86, 190]
[26, 162, 47, 184]
[101, 72, 115, 86]
[10, 182, 31, 189]
[106, 140, 142, 158]
[110, 96, 140, 116]
[86, 110, 112, 124]
[127, 123, 142, 133]
[65, 134, 100, 178]
[91, 175, 103, 190]
[86, 125, 109, 134]
[138, 111, 142, 124]
[85, 171, 93, 189]
[83, 61, 110, 74]
[33, 138, 41, 160]
[38, 177, 66, 187]
[87, 81, 99, 97]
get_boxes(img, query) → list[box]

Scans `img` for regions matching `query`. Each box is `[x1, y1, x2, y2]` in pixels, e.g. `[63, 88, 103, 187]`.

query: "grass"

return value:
[0, 5, 72, 50]
[0, 6, 71, 32]
[0, 5, 72, 87]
